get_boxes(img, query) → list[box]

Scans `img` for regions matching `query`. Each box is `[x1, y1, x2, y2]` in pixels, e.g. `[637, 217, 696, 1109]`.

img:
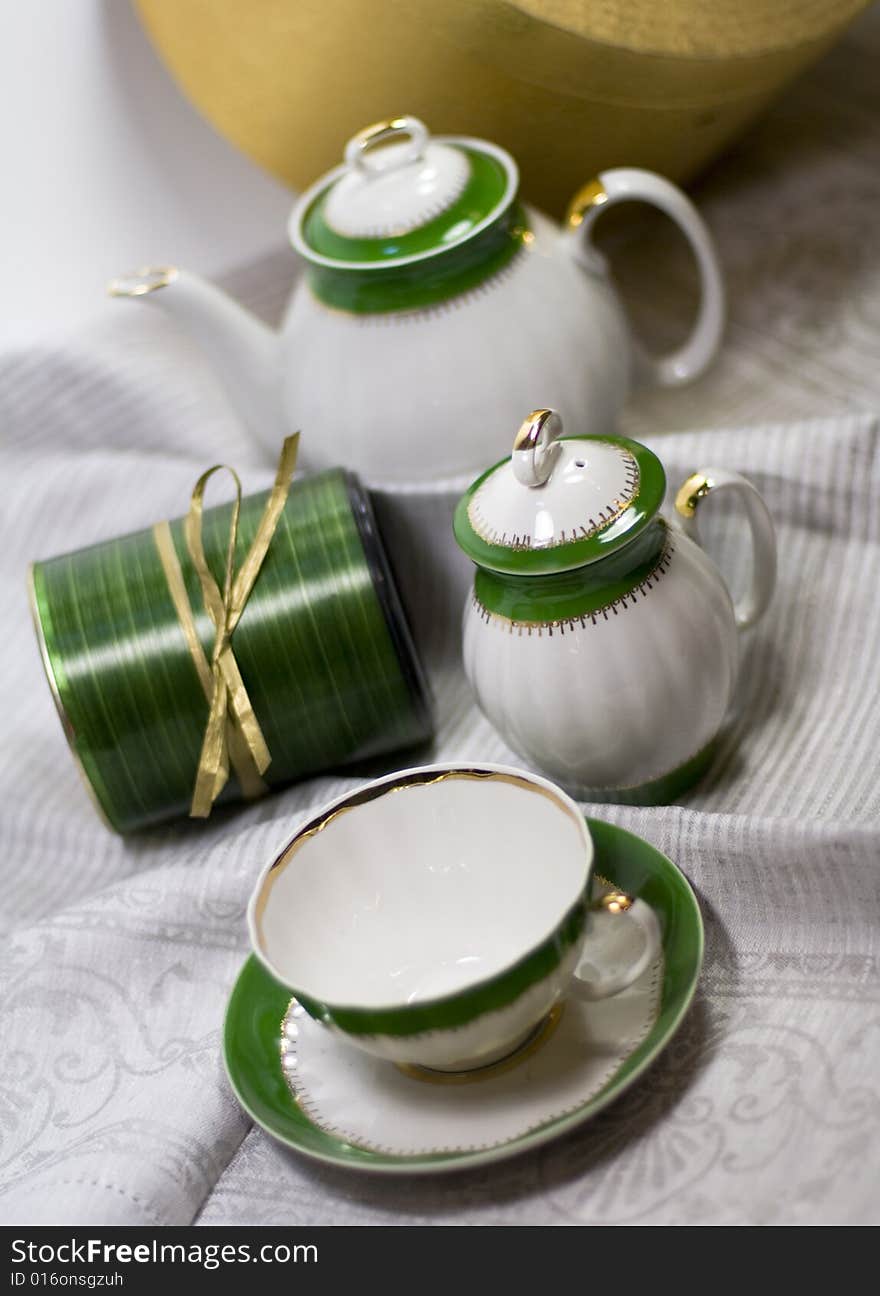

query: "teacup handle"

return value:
[570, 892, 662, 1001]
[564, 168, 725, 387]
[674, 467, 777, 630]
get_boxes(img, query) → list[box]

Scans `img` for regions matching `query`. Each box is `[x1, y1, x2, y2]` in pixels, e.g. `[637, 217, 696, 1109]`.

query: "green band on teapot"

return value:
[473, 520, 670, 624]
[305, 204, 530, 315]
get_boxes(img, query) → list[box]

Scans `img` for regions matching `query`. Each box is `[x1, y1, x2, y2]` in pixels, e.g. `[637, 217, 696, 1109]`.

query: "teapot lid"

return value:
[290, 116, 518, 269]
[453, 410, 667, 575]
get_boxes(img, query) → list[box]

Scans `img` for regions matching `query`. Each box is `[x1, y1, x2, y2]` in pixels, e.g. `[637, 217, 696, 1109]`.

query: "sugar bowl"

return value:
[453, 409, 776, 802]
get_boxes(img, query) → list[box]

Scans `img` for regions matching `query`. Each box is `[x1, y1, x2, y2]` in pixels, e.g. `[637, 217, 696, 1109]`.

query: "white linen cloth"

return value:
[1, 17, 879, 1226]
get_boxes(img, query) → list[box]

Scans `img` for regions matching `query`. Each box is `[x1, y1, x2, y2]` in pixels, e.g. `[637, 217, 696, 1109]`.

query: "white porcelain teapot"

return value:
[110, 116, 724, 486]
[454, 409, 776, 803]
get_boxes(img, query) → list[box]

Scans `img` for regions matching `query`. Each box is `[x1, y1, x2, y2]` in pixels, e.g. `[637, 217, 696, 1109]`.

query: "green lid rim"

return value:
[453, 436, 667, 575]
[289, 136, 519, 271]
[306, 203, 529, 314]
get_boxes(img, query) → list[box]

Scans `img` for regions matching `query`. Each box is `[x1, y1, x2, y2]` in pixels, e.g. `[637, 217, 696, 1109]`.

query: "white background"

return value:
[0, 0, 292, 349]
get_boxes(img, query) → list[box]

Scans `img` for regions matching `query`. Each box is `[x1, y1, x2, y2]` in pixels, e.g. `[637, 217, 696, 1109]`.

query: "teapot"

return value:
[453, 409, 776, 803]
[109, 116, 724, 487]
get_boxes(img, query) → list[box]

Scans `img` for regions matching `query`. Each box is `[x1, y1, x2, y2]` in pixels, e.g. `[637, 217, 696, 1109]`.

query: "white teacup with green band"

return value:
[248, 763, 661, 1072]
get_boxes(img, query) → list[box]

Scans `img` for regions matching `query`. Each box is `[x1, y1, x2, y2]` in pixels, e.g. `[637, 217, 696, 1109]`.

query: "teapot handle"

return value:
[345, 116, 429, 174]
[565, 168, 725, 387]
[674, 468, 776, 630]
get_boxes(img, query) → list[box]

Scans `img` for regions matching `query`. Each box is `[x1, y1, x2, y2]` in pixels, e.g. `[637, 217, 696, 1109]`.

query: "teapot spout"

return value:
[108, 266, 286, 456]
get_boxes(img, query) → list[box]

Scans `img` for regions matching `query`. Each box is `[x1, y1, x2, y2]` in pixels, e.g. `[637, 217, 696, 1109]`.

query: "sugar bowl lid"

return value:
[290, 115, 518, 269]
[453, 410, 667, 575]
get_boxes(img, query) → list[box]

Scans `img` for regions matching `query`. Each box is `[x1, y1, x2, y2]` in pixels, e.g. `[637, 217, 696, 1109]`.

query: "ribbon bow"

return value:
[153, 434, 299, 817]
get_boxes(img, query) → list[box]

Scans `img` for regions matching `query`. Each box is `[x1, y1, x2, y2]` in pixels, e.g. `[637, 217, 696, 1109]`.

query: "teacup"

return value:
[248, 763, 660, 1072]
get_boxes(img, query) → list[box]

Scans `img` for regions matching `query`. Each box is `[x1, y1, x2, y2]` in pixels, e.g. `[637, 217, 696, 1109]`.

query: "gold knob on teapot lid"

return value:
[343, 116, 430, 175]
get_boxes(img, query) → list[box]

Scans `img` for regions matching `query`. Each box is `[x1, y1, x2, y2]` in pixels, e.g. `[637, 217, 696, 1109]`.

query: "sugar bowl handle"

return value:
[570, 891, 662, 1001]
[675, 468, 777, 630]
[564, 168, 725, 388]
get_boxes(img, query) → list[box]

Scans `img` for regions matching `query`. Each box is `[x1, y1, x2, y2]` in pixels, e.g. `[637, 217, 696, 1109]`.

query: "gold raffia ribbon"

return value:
[152, 433, 300, 818]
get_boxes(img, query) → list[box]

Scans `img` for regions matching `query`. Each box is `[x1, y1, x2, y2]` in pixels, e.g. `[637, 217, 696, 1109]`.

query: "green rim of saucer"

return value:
[223, 817, 704, 1175]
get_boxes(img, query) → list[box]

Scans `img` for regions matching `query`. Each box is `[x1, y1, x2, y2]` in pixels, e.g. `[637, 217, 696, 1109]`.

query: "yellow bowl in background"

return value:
[135, 0, 869, 215]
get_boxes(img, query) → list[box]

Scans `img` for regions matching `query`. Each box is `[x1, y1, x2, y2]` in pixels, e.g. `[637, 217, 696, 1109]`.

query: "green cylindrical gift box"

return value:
[29, 469, 433, 832]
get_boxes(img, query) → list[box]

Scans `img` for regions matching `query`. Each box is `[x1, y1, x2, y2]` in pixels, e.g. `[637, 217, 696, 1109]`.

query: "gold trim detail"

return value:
[565, 178, 608, 229]
[597, 891, 634, 914]
[675, 472, 715, 519]
[347, 117, 418, 165]
[152, 520, 267, 806]
[254, 768, 583, 940]
[511, 408, 563, 489]
[107, 266, 179, 298]
[307, 235, 529, 323]
[467, 440, 640, 551]
[395, 1002, 565, 1086]
[473, 527, 674, 635]
[512, 408, 558, 456]
[152, 433, 299, 818]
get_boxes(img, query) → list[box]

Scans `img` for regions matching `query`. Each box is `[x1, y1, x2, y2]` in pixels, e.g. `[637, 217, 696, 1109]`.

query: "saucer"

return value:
[223, 818, 703, 1174]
